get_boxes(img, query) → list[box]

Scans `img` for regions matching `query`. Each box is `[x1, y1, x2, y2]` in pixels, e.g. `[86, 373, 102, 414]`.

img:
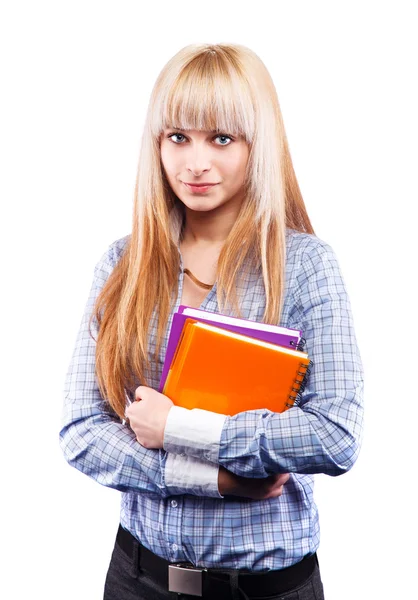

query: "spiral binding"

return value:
[285, 359, 313, 408]
[296, 336, 306, 352]
[289, 336, 306, 352]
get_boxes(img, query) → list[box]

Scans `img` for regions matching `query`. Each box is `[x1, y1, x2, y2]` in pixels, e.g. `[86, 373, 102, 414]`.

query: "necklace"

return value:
[183, 268, 215, 290]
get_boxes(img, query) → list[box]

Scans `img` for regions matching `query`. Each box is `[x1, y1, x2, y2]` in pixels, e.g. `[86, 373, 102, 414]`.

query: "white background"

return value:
[1, 1, 417, 598]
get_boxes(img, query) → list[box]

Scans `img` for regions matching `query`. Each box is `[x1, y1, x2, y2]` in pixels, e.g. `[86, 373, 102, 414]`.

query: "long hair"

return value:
[90, 43, 315, 420]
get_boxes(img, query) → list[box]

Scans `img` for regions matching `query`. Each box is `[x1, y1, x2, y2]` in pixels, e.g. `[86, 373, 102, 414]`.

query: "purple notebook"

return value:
[159, 306, 303, 392]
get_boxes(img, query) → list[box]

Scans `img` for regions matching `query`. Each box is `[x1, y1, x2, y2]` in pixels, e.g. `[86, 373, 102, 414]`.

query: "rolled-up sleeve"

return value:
[162, 239, 364, 478]
[59, 241, 223, 498]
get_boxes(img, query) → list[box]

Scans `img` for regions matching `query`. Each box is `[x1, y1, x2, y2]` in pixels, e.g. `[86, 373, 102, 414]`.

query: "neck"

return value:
[181, 198, 243, 246]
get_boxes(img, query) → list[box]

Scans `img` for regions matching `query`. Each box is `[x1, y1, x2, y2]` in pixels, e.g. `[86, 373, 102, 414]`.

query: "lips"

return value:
[183, 182, 217, 186]
[183, 182, 218, 194]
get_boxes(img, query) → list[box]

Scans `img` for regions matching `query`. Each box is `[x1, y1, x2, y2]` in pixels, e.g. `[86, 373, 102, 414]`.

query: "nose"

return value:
[186, 143, 212, 176]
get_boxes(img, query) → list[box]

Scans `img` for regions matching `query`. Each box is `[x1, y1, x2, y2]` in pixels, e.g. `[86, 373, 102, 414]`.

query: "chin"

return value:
[180, 197, 223, 213]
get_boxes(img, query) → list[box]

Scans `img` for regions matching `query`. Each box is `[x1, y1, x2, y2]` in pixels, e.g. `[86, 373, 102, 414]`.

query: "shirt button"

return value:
[171, 500, 178, 508]
[171, 543, 178, 551]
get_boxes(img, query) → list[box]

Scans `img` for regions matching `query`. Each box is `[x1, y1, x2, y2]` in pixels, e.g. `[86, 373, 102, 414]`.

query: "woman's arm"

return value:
[59, 241, 222, 498]
[163, 238, 364, 478]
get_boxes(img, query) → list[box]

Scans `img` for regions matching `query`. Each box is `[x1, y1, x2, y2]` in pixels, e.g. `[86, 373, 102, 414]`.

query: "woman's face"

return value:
[159, 128, 250, 214]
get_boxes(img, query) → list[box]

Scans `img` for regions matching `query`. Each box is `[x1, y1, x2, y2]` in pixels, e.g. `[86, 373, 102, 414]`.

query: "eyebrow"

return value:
[164, 128, 221, 133]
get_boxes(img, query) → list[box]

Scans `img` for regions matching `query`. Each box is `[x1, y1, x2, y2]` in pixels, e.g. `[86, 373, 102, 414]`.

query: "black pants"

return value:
[103, 530, 325, 600]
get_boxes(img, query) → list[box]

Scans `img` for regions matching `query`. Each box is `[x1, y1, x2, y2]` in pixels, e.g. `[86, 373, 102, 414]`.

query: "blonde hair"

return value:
[91, 43, 314, 420]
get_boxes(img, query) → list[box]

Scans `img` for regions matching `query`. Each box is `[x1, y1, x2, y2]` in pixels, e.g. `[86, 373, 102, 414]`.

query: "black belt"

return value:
[116, 524, 317, 598]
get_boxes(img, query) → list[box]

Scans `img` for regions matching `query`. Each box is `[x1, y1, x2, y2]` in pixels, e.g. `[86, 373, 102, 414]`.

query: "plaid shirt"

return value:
[60, 228, 364, 570]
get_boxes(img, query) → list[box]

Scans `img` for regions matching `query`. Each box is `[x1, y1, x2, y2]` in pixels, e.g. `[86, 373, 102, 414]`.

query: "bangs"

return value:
[150, 50, 256, 143]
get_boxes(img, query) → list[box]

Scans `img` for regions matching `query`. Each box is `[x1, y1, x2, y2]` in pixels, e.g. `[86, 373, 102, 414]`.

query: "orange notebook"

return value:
[162, 319, 312, 416]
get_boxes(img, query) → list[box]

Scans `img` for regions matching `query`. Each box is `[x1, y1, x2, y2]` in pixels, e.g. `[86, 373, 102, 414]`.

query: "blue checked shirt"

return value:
[60, 228, 364, 571]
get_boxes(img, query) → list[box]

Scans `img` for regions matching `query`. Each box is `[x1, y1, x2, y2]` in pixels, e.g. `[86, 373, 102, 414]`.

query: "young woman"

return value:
[60, 43, 364, 600]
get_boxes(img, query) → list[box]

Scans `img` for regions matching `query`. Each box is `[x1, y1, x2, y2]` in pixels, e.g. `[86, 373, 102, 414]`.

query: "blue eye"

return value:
[167, 132, 233, 146]
[215, 135, 232, 146]
[168, 133, 186, 143]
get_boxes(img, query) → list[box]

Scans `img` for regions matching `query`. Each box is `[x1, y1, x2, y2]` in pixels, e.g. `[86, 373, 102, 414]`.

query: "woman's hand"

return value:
[218, 466, 290, 500]
[125, 386, 174, 449]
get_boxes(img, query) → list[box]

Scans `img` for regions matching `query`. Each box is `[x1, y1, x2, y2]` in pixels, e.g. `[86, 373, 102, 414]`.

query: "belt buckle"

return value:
[168, 563, 206, 597]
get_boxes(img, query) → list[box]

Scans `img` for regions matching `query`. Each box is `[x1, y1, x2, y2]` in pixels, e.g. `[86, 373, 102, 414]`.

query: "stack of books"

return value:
[159, 305, 312, 416]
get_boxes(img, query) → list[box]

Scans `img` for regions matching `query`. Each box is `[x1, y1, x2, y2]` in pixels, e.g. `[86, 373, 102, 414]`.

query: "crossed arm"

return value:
[60, 237, 364, 499]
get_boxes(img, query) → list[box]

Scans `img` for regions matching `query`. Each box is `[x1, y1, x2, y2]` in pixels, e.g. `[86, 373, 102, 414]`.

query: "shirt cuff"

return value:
[163, 406, 226, 463]
[164, 453, 224, 498]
